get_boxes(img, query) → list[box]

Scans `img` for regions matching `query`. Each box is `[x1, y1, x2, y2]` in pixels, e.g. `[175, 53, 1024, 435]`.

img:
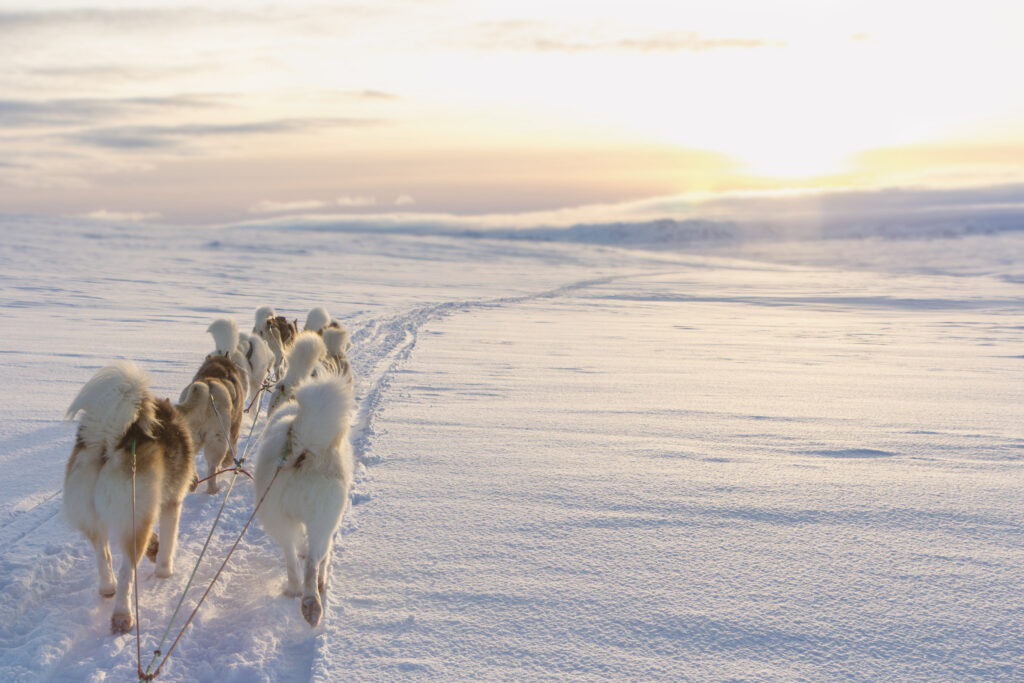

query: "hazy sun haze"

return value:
[1, 0, 1022, 225]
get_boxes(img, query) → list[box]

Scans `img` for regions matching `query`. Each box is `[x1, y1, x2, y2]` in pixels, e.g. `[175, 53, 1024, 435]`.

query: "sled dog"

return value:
[63, 361, 196, 634]
[254, 307, 299, 378]
[254, 375, 355, 627]
[267, 331, 326, 415]
[208, 318, 273, 402]
[177, 354, 247, 494]
[313, 327, 354, 384]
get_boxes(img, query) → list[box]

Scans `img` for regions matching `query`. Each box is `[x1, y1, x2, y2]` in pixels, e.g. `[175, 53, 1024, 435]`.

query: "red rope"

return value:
[194, 466, 254, 486]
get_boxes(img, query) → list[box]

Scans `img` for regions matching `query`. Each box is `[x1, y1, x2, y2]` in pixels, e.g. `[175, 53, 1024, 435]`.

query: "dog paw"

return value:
[155, 565, 173, 579]
[283, 584, 302, 598]
[301, 595, 322, 627]
[189, 474, 200, 493]
[145, 534, 160, 562]
[98, 585, 116, 598]
[205, 484, 220, 495]
[111, 611, 133, 635]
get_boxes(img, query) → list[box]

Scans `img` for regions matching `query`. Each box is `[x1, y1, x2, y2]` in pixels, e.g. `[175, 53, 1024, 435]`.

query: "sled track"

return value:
[0, 273, 637, 681]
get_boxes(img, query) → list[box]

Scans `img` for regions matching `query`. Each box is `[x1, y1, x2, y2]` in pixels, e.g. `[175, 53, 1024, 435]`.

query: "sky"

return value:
[1, 0, 1023, 226]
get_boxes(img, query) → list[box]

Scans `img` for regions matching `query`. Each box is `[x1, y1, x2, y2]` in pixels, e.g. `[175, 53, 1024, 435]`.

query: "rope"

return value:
[245, 378, 272, 413]
[194, 466, 254, 485]
[144, 428, 293, 680]
[140, 377, 272, 680]
[129, 438, 145, 680]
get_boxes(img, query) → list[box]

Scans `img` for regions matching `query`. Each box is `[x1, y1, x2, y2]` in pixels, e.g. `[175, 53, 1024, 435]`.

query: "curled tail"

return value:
[253, 306, 276, 334]
[292, 376, 356, 456]
[322, 327, 351, 358]
[66, 361, 155, 448]
[303, 306, 331, 333]
[283, 332, 326, 388]
[177, 379, 211, 417]
[207, 318, 240, 356]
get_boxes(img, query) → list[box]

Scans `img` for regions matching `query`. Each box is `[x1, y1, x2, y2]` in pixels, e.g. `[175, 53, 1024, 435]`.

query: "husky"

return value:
[177, 354, 247, 494]
[303, 306, 332, 333]
[313, 327, 354, 384]
[208, 318, 273, 403]
[267, 332, 326, 415]
[63, 361, 196, 634]
[254, 375, 355, 627]
[254, 307, 299, 378]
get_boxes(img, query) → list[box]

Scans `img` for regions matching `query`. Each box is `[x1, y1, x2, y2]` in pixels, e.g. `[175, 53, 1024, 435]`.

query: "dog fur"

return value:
[177, 354, 247, 494]
[208, 318, 274, 403]
[303, 306, 332, 334]
[267, 332, 326, 415]
[63, 361, 196, 634]
[313, 327, 354, 385]
[254, 375, 355, 627]
[254, 307, 299, 378]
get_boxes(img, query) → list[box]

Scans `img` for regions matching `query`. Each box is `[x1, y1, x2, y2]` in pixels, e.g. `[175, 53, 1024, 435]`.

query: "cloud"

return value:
[221, 183, 1024, 242]
[67, 117, 383, 150]
[347, 89, 398, 100]
[470, 21, 781, 53]
[0, 95, 214, 127]
[394, 194, 416, 206]
[336, 195, 376, 207]
[249, 199, 331, 214]
[79, 209, 161, 222]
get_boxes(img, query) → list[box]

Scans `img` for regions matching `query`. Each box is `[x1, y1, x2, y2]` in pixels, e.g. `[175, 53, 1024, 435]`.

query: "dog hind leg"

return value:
[110, 514, 154, 635]
[204, 436, 229, 495]
[154, 501, 182, 578]
[86, 528, 117, 597]
[300, 525, 333, 627]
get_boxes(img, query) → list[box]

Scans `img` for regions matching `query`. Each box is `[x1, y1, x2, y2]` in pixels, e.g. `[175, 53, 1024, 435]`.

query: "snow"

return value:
[0, 214, 1022, 681]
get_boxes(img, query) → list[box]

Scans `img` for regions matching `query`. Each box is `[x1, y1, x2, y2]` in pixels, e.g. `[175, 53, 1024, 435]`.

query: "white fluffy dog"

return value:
[267, 332, 327, 415]
[315, 327, 354, 384]
[63, 362, 196, 634]
[303, 306, 332, 333]
[254, 375, 355, 627]
[208, 318, 273, 402]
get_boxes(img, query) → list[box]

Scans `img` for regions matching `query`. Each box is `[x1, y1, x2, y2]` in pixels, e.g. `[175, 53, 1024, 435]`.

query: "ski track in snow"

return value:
[2, 219, 1022, 681]
[0, 270, 633, 682]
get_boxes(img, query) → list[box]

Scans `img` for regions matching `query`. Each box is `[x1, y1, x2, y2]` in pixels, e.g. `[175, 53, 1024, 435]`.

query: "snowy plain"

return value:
[0, 215, 1022, 681]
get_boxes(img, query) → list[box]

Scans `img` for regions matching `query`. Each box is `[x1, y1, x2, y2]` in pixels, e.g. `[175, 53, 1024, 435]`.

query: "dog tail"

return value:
[283, 332, 326, 387]
[292, 376, 355, 456]
[208, 318, 240, 356]
[177, 379, 210, 416]
[303, 306, 331, 333]
[66, 361, 156, 447]
[254, 306, 276, 334]
[322, 326, 351, 358]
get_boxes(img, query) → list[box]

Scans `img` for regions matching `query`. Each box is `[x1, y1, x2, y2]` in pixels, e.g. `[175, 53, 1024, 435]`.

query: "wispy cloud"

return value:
[336, 195, 376, 207]
[394, 194, 415, 206]
[0, 95, 215, 127]
[249, 199, 331, 214]
[470, 21, 781, 53]
[67, 117, 383, 150]
[78, 209, 162, 222]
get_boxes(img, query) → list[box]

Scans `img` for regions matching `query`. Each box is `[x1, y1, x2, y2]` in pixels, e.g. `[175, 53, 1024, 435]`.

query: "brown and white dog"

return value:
[254, 375, 355, 627]
[63, 361, 196, 634]
[208, 318, 274, 403]
[177, 354, 247, 494]
[254, 306, 299, 379]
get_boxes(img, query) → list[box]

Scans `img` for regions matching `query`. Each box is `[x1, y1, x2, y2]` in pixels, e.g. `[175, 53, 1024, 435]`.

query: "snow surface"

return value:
[0, 215, 1022, 681]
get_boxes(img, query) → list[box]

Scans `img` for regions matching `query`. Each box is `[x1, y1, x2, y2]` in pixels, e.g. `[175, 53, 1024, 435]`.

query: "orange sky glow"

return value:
[1, 0, 1022, 225]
